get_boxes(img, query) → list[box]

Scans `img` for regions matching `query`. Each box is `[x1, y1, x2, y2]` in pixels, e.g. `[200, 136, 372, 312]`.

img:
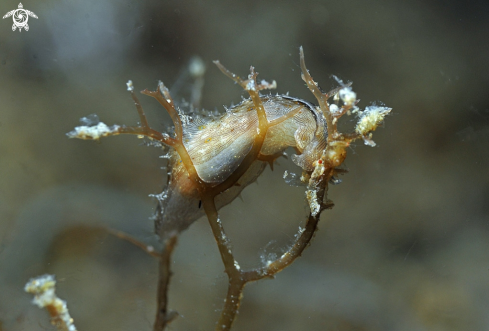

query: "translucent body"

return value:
[154, 95, 327, 237]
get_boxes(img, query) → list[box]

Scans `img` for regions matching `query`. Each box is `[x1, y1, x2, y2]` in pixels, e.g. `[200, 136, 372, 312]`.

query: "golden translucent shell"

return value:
[157, 95, 327, 236]
[179, 95, 322, 184]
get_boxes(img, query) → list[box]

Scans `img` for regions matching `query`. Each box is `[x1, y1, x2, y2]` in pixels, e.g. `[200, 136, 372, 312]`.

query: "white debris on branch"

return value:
[339, 87, 356, 106]
[24, 274, 77, 331]
[355, 106, 392, 138]
[306, 160, 326, 217]
[259, 79, 277, 90]
[245, 79, 256, 91]
[66, 121, 120, 140]
[329, 104, 341, 116]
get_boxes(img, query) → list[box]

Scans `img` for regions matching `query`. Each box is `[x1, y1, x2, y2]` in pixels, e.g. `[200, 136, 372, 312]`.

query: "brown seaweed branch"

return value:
[104, 228, 178, 331]
[153, 236, 178, 331]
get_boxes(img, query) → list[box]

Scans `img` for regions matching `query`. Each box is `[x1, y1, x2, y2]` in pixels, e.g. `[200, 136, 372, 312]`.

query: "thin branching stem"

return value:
[154, 236, 178, 331]
[217, 278, 246, 330]
[299, 46, 334, 144]
[130, 90, 151, 131]
[201, 195, 239, 276]
[142, 83, 183, 141]
[268, 106, 302, 127]
[246, 212, 320, 281]
[105, 227, 161, 258]
[200, 58, 338, 331]
[201, 195, 244, 331]
[103, 227, 179, 330]
[141, 87, 205, 188]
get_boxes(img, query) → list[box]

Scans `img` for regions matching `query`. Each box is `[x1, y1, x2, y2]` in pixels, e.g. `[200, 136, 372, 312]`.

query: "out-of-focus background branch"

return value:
[1, 0, 488, 330]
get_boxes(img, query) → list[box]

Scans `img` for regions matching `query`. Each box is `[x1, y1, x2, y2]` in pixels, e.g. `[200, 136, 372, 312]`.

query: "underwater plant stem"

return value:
[130, 90, 151, 130]
[246, 212, 321, 281]
[141, 86, 205, 188]
[206, 186, 327, 329]
[202, 195, 239, 274]
[142, 83, 183, 141]
[204, 171, 329, 329]
[201, 195, 247, 331]
[105, 227, 161, 258]
[204, 56, 338, 329]
[203, 197, 245, 331]
[268, 106, 302, 127]
[103, 227, 179, 330]
[100, 122, 175, 146]
[246, 171, 328, 281]
[154, 236, 178, 331]
[299, 47, 335, 144]
[217, 278, 246, 331]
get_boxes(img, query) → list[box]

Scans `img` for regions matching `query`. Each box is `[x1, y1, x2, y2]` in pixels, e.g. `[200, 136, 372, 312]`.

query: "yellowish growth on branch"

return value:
[24, 274, 77, 331]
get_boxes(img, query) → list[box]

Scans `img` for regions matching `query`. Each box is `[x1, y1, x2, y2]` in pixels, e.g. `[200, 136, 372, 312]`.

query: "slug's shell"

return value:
[155, 95, 327, 238]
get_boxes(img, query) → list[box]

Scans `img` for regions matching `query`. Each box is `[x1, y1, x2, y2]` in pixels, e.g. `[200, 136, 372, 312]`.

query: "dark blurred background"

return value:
[1, 0, 488, 330]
